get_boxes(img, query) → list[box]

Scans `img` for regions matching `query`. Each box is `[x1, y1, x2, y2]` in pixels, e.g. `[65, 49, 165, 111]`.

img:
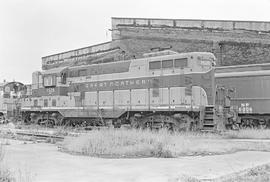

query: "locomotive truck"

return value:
[21, 51, 234, 131]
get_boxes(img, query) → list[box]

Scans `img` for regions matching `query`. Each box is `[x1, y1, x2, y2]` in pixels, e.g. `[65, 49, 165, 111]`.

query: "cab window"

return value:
[149, 61, 161, 70]
[174, 58, 188, 68]
[162, 60, 173, 69]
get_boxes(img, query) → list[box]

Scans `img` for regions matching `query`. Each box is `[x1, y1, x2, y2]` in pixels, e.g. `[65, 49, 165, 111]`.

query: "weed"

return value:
[0, 145, 12, 182]
[62, 128, 270, 158]
[223, 129, 270, 139]
[218, 164, 270, 182]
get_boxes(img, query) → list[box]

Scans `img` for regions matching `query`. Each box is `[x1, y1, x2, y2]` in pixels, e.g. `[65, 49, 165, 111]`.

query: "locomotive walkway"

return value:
[2, 139, 270, 182]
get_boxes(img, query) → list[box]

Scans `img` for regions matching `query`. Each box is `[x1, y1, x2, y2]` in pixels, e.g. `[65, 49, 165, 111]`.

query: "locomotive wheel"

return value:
[267, 119, 270, 128]
[22, 113, 31, 124]
[129, 114, 196, 131]
[38, 118, 55, 128]
[240, 118, 253, 129]
[112, 119, 121, 128]
[142, 115, 172, 130]
[61, 118, 109, 128]
[178, 114, 196, 131]
[258, 120, 267, 129]
[240, 118, 267, 129]
[130, 116, 140, 128]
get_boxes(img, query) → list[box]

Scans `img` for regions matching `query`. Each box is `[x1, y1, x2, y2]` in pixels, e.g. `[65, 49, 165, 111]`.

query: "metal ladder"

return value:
[202, 106, 216, 131]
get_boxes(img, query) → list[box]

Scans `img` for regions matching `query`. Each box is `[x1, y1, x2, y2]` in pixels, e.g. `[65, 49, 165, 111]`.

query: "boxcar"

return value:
[216, 63, 270, 128]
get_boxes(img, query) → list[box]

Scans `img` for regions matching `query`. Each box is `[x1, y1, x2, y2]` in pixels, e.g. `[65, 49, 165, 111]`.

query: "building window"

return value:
[149, 61, 161, 70]
[162, 59, 173, 69]
[43, 75, 56, 87]
[61, 73, 67, 84]
[174, 58, 188, 68]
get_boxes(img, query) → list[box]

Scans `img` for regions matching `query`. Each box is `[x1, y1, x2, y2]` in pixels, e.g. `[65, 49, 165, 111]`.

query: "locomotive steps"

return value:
[202, 105, 216, 131]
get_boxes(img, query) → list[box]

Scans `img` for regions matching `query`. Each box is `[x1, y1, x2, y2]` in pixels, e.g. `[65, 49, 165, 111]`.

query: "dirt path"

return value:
[2, 140, 270, 182]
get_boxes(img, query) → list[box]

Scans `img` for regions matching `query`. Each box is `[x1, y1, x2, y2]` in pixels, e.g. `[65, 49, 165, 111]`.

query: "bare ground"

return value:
[2, 139, 270, 182]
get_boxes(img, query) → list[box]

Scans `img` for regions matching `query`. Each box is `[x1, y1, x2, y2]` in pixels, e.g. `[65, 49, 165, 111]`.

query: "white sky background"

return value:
[0, 0, 270, 84]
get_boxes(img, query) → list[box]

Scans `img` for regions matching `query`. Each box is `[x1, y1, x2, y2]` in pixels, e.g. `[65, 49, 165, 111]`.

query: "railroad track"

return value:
[0, 127, 66, 142]
[15, 131, 65, 142]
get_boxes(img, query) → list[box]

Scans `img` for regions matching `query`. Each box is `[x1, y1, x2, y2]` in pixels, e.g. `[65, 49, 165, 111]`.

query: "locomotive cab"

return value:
[189, 52, 216, 72]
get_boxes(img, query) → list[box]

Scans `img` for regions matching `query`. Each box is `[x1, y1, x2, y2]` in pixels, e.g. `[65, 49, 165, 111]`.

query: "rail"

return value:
[15, 131, 64, 141]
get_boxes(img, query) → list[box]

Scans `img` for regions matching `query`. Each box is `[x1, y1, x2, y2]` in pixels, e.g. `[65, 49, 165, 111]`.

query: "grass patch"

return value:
[0, 145, 12, 182]
[62, 129, 174, 158]
[0, 141, 33, 182]
[223, 129, 270, 139]
[217, 164, 270, 182]
[0, 169, 11, 182]
[61, 129, 270, 158]
[172, 175, 200, 182]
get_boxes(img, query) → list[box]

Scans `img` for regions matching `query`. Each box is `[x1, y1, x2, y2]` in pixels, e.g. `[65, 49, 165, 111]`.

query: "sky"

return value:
[0, 0, 270, 84]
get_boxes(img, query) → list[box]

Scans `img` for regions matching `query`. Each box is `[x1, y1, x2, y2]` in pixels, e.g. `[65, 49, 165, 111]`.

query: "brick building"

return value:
[42, 17, 270, 70]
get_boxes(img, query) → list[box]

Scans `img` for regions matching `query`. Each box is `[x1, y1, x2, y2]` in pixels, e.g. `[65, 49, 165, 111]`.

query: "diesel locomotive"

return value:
[20, 51, 233, 131]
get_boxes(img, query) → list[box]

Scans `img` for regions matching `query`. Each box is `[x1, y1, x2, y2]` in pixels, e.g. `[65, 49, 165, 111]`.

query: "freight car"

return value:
[21, 51, 232, 131]
[216, 63, 270, 128]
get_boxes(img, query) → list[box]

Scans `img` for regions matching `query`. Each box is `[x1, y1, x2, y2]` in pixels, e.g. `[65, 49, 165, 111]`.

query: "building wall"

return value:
[41, 18, 270, 69]
[111, 18, 270, 66]
[111, 18, 270, 33]
[41, 42, 120, 70]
